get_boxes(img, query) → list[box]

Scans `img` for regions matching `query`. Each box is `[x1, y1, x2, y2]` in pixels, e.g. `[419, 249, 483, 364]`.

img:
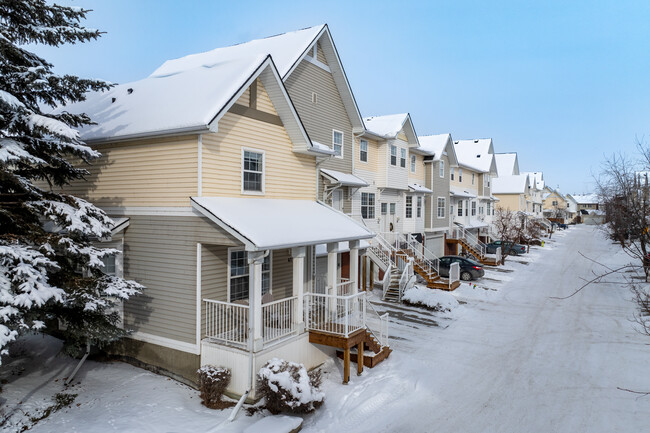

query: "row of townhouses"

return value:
[61, 25, 570, 398]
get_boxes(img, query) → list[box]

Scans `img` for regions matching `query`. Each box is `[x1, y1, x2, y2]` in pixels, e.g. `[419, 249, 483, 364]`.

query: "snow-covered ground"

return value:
[2, 225, 649, 432]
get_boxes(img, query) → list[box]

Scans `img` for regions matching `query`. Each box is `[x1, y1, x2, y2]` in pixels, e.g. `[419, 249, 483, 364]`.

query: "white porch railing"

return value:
[262, 296, 298, 343]
[381, 263, 393, 299]
[204, 299, 249, 347]
[398, 259, 414, 302]
[304, 292, 365, 338]
[449, 262, 460, 289]
[451, 227, 487, 258]
[401, 233, 440, 277]
[495, 246, 502, 265]
[314, 277, 355, 296]
[366, 300, 389, 348]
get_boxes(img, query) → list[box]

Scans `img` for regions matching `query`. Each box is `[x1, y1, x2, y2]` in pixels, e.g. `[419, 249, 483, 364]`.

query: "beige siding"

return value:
[236, 87, 250, 106]
[494, 194, 522, 211]
[122, 215, 239, 345]
[408, 153, 426, 184]
[316, 42, 327, 64]
[201, 112, 316, 199]
[285, 58, 353, 173]
[397, 132, 408, 142]
[256, 78, 276, 115]
[62, 136, 198, 207]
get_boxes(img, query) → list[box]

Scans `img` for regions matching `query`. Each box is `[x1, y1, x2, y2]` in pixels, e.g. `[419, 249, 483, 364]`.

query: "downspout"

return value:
[315, 155, 333, 202]
[228, 249, 270, 422]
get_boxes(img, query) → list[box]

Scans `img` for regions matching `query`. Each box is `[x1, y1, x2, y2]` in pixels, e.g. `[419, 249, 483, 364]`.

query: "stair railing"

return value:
[401, 233, 440, 277]
[381, 263, 392, 300]
[448, 262, 460, 289]
[398, 258, 413, 302]
[452, 227, 487, 259]
[365, 298, 389, 348]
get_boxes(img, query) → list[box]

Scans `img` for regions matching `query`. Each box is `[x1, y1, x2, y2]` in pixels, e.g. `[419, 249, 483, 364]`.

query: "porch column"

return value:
[248, 250, 266, 351]
[349, 240, 360, 295]
[326, 242, 339, 296]
[291, 246, 306, 331]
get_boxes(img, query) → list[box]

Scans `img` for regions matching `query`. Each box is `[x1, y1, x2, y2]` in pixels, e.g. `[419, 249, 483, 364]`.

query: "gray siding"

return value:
[285, 59, 353, 174]
[122, 215, 239, 345]
[429, 156, 451, 230]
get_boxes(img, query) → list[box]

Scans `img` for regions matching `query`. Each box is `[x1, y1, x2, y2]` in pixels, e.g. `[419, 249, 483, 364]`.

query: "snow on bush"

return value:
[257, 358, 324, 414]
[402, 285, 460, 312]
[197, 365, 231, 409]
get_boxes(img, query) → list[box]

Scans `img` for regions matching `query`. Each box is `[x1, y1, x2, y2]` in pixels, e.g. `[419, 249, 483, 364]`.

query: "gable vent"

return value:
[474, 139, 479, 143]
[311, 92, 318, 104]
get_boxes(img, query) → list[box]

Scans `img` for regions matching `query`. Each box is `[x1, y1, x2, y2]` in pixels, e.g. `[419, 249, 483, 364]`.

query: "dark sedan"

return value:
[486, 240, 527, 256]
[439, 256, 485, 281]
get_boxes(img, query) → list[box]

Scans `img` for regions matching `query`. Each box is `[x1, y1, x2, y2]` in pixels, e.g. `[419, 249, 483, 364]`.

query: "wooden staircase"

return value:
[447, 237, 499, 266]
[336, 329, 392, 368]
[383, 267, 401, 302]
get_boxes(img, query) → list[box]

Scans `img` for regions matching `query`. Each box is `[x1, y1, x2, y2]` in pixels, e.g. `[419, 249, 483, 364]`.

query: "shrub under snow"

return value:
[402, 285, 460, 312]
[257, 358, 324, 414]
[197, 365, 231, 409]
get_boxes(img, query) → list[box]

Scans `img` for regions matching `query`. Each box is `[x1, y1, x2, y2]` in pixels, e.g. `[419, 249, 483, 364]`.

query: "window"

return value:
[450, 204, 454, 216]
[361, 192, 375, 219]
[243, 150, 264, 193]
[406, 196, 413, 218]
[390, 145, 397, 166]
[333, 130, 343, 157]
[381, 203, 387, 215]
[417, 196, 422, 218]
[459, 168, 463, 182]
[439, 160, 445, 178]
[471, 173, 475, 185]
[457, 200, 463, 217]
[464, 200, 468, 216]
[552, 200, 558, 206]
[360, 139, 368, 162]
[101, 254, 116, 276]
[437, 197, 446, 218]
[471, 201, 476, 216]
[479, 205, 484, 215]
[484, 174, 490, 188]
[229, 250, 271, 302]
[450, 167, 455, 181]
[411, 155, 416, 172]
[400, 148, 407, 168]
[390, 203, 396, 215]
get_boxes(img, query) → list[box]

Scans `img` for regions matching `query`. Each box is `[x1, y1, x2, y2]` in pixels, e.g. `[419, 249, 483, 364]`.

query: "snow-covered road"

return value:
[303, 225, 650, 432]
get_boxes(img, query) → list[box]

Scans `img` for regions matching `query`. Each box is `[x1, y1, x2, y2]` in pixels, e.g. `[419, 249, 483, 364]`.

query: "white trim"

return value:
[439, 159, 445, 178]
[332, 129, 344, 159]
[410, 154, 416, 173]
[241, 147, 266, 195]
[130, 331, 200, 355]
[304, 54, 331, 73]
[196, 243, 202, 350]
[437, 196, 446, 219]
[102, 206, 197, 217]
[359, 138, 368, 164]
[197, 134, 203, 197]
[227, 247, 273, 302]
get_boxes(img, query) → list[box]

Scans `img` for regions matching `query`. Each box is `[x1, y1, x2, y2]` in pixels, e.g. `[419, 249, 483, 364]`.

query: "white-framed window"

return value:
[332, 130, 343, 158]
[411, 154, 416, 172]
[417, 196, 422, 218]
[484, 174, 490, 188]
[242, 149, 264, 193]
[228, 249, 271, 302]
[552, 200, 558, 206]
[390, 145, 397, 166]
[381, 203, 387, 215]
[450, 204, 454, 216]
[437, 197, 446, 218]
[450, 167, 455, 181]
[390, 203, 396, 215]
[459, 168, 463, 182]
[464, 200, 468, 216]
[487, 202, 491, 216]
[405, 196, 413, 218]
[361, 192, 375, 219]
[479, 205, 484, 215]
[457, 200, 463, 217]
[360, 139, 368, 162]
[101, 254, 117, 276]
[471, 173, 475, 185]
[400, 148, 407, 168]
[471, 201, 477, 216]
[439, 160, 445, 178]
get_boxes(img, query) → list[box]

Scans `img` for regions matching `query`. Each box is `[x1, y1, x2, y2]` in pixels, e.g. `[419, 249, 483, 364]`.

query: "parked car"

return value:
[439, 256, 485, 281]
[485, 240, 527, 255]
[557, 223, 568, 230]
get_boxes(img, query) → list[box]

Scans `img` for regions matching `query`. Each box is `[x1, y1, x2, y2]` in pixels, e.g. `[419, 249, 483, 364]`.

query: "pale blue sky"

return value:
[34, 0, 650, 193]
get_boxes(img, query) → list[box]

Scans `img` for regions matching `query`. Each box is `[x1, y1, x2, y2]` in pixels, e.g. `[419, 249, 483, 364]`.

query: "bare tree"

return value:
[492, 208, 526, 264]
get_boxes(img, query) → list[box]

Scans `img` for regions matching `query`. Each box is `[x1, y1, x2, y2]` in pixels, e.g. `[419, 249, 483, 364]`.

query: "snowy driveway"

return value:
[303, 226, 650, 433]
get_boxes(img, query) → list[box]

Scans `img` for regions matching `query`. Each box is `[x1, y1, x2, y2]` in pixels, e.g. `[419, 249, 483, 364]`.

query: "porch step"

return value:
[336, 346, 392, 368]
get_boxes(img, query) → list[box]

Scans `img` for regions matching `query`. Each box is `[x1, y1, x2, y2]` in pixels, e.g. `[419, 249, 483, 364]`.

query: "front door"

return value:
[380, 202, 397, 238]
[333, 189, 343, 212]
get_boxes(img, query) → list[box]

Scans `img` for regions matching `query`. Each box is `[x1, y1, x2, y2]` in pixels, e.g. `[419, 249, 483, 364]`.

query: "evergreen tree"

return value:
[0, 0, 143, 360]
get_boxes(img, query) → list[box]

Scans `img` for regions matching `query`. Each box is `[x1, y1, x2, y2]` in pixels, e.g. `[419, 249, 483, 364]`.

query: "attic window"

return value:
[127, 88, 133, 94]
[474, 139, 479, 143]
[311, 92, 318, 104]
[476, 154, 481, 158]
[111, 97, 116, 103]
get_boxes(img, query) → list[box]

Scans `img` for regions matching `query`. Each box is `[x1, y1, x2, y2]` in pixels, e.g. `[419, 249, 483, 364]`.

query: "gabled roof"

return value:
[152, 24, 364, 132]
[494, 153, 519, 176]
[191, 197, 374, 250]
[453, 138, 497, 174]
[569, 193, 600, 204]
[61, 56, 319, 155]
[418, 133, 458, 165]
[492, 174, 529, 194]
[522, 171, 545, 190]
[363, 113, 419, 146]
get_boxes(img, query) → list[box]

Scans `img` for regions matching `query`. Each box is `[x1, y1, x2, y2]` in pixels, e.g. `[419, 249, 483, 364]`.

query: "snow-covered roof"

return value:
[450, 186, 477, 198]
[151, 24, 364, 131]
[570, 193, 600, 204]
[191, 197, 374, 250]
[315, 240, 370, 257]
[109, 217, 130, 236]
[454, 220, 488, 229]
[494, 153, 519, 176]
[363, 113, 419, 145]
[321, 168, 368, 187]
[492, 174, 529, 194]
[418, 133, 457, 163]
[522, 171, 544, 189]
[408, 183, 433, 194]
[453, 139, 496, 174]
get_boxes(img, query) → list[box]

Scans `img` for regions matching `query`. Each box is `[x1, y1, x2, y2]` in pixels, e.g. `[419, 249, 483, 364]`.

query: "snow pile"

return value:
[402, 285, 459, 311]
[243, 415, 302, 433]
[257, 358, 324, 414]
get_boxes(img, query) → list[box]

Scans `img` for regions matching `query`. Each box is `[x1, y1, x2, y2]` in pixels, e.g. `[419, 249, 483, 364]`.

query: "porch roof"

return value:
[321, 168, 369, 187]
[408, 183, 433, 194]
[450, 186, 477, 198]
[191, 197, 374, 250]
